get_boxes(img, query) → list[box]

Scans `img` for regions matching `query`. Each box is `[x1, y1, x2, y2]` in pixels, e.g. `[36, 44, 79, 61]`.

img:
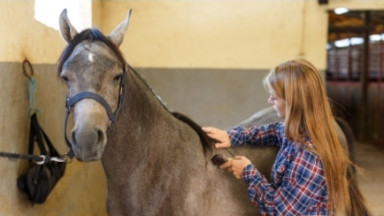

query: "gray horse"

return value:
[58, 9, 369, 216]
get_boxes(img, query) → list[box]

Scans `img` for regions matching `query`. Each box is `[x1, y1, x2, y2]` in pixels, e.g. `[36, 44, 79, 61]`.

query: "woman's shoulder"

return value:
[280, 134, 314, 157]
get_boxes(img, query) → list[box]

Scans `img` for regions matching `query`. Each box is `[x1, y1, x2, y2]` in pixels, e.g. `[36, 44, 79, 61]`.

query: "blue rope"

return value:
[28, 78, 40, 116]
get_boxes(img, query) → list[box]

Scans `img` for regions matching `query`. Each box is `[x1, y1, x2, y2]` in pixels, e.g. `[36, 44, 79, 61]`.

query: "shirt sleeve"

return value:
[241, 149, 328, 215]
[227, 122, 283, 147]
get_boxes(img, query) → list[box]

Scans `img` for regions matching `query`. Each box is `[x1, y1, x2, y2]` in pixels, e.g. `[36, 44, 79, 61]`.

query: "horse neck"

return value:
[102, 69, 200, 179]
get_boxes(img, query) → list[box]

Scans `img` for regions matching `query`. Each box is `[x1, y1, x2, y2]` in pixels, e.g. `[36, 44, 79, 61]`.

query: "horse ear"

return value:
[59, 9, 78, 43]
[108, 9, 132, 47]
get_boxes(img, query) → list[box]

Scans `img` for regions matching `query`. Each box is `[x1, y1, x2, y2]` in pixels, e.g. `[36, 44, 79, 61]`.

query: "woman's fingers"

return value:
[230, 156, 253, 179]
[202, 126, 231, 149]
[202, 127, 221, 138]
[214, 143, 228, 149]
[217, 157, 252, 180]
[220, 160, 232, 169]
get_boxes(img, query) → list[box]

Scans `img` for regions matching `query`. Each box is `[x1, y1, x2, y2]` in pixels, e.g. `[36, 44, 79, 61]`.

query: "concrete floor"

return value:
[354, 142, 384, 216]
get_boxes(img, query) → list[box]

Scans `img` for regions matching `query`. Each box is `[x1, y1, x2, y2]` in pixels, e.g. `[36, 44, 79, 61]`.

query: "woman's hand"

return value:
[220, 156, 252, 179]
[202, 127, 231, 149]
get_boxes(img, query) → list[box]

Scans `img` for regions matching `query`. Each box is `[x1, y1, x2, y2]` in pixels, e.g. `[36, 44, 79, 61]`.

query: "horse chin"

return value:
[75, 152, 103, 162]
[76, 155, 102, 162]
[72, 145, 104, 162]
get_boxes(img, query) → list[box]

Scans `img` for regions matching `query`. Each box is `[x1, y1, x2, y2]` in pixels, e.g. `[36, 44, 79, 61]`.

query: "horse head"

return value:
[58, 9, 131, 161]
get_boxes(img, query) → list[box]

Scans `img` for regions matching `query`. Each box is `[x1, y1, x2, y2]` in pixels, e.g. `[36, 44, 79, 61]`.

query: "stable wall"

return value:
[97, 0, 384, 128]
[96, 0, 329, 127]
[1, 0, 384, 215]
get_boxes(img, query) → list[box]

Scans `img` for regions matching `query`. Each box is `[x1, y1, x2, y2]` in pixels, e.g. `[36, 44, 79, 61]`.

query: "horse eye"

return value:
[61, 75, 69, 82]
[113, 74, 122, 81]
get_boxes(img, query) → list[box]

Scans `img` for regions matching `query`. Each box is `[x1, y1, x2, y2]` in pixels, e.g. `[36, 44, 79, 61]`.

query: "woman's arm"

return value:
[242, 149, 329, 215]
[203, 122, 283, 149]
[228, 122, 283, 147]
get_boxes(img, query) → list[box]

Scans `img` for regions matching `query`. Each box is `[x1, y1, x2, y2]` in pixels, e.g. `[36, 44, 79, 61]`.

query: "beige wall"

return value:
[1, 0, 384, 215]
[0, 1, 65, 63]
[93, 0, 331, 127]
[98, 0, 327, 69]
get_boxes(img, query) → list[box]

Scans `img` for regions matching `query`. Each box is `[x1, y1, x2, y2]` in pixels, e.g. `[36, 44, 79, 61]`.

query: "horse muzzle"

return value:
[66, 98, 110, 161]
[71, 124, 107, 161]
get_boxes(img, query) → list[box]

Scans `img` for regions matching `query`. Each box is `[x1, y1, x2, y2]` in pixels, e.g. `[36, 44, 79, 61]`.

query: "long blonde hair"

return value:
[264, 58, 350, 213]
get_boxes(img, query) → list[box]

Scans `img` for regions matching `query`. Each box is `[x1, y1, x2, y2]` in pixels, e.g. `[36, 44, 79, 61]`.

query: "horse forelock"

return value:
[57, 28, 126, 76]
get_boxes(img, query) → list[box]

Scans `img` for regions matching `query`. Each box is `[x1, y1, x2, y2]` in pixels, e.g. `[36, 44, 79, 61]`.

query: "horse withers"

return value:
[57, 9, 369, 216]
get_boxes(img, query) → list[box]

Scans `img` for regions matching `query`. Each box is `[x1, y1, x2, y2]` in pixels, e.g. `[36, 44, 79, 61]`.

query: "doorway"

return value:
[326, 10, 384, 144]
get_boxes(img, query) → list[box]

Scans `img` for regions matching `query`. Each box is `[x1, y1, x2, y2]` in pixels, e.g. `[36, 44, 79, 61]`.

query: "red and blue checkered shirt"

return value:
[227, 122, 332, 216]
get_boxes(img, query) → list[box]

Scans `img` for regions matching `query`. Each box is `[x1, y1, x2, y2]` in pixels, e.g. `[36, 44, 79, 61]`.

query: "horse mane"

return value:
[172, 112, 215, 154]
[57, 28, 126, 75]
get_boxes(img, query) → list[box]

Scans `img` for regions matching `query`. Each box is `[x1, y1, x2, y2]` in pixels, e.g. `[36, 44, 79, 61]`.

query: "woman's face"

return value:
[268, 88, 286, 119]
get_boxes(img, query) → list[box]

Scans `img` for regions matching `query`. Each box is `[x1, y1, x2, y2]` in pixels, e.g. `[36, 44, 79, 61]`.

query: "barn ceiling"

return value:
[328, 10, 384, 42]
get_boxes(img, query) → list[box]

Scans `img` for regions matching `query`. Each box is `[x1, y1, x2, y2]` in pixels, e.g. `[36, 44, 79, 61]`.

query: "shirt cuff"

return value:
[241, 164, 261, 184]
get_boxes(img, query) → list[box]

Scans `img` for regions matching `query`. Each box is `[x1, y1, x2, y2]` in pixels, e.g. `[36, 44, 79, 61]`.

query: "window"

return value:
[34, 0, 91, 31]
[327, 10, 384, 81]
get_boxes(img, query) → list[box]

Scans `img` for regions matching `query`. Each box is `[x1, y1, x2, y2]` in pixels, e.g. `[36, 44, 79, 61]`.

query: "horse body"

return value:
[58, 9, 369, 216]
[100, 53, 267, 215]
[102, 75, 207, 214]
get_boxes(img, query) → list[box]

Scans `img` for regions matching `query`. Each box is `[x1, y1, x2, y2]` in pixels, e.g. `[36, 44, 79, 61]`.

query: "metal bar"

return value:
[329, 25, 373, 33]
[348, 40, 352, 81]
[360, 11, 370, 141]
[377, 40, 383, 142]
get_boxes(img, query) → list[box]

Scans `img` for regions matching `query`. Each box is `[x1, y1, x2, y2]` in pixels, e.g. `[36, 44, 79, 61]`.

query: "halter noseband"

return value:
[66, 91, 117, 121]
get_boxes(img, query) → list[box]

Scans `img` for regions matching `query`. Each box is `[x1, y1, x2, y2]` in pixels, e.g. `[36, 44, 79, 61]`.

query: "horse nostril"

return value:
[71, 131, 78, 144]
[96, 129, 105, 144]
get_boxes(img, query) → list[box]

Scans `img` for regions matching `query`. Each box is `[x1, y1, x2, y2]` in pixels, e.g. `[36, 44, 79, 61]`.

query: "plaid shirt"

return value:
[228, 122, 332, 216]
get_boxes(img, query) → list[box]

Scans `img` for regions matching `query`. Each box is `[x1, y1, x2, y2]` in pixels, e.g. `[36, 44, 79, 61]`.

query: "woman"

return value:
[203, 58, 351, 215]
